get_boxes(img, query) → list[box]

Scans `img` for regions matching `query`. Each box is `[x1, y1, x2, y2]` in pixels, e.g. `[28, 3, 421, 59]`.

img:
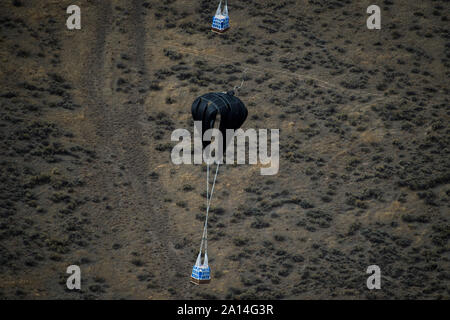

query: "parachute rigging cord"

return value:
[233, 68, 247, 93]
[196, 161, 220, 267]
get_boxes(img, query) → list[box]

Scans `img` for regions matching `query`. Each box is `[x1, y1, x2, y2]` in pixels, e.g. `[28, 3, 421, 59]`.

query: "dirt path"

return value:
[78, 0, 190, 299]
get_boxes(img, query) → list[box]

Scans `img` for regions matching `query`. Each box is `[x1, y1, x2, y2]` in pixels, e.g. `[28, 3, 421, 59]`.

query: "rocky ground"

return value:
[0, 0, 448, 299]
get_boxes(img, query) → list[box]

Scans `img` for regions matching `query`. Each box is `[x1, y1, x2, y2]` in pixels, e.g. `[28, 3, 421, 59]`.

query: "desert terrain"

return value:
[0, 0, 448, 299]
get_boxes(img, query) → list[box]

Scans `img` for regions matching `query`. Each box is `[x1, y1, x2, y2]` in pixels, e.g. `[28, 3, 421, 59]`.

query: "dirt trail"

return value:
[78, 0, 189, 299]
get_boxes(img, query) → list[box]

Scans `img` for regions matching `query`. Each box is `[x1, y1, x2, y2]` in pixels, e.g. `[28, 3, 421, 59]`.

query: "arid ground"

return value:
[0, 0, 449, 299]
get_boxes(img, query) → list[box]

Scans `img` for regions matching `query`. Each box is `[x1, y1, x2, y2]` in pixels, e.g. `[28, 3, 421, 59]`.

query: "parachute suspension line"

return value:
[233, 68, 247, 93]
[207, 161, 210, 214]
[197, 161, 220, 266]
[197, 162, 210, 255]
[205, 161, 220, 255]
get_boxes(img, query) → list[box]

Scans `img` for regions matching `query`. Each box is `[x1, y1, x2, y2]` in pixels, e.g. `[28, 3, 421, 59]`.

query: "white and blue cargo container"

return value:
[191, 252, 211, 284]
[211, 0, 230, 33]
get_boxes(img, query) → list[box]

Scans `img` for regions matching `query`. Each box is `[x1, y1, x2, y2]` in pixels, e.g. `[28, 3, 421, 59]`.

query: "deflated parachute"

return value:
[191, 90, 248, 149]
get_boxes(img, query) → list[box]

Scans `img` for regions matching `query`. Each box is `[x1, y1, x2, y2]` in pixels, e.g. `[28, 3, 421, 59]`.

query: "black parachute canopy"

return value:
[191, 91, 248, 149]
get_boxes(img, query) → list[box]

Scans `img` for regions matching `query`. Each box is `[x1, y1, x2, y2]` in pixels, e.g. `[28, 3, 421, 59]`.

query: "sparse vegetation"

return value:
[0, 0, 448, 300]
